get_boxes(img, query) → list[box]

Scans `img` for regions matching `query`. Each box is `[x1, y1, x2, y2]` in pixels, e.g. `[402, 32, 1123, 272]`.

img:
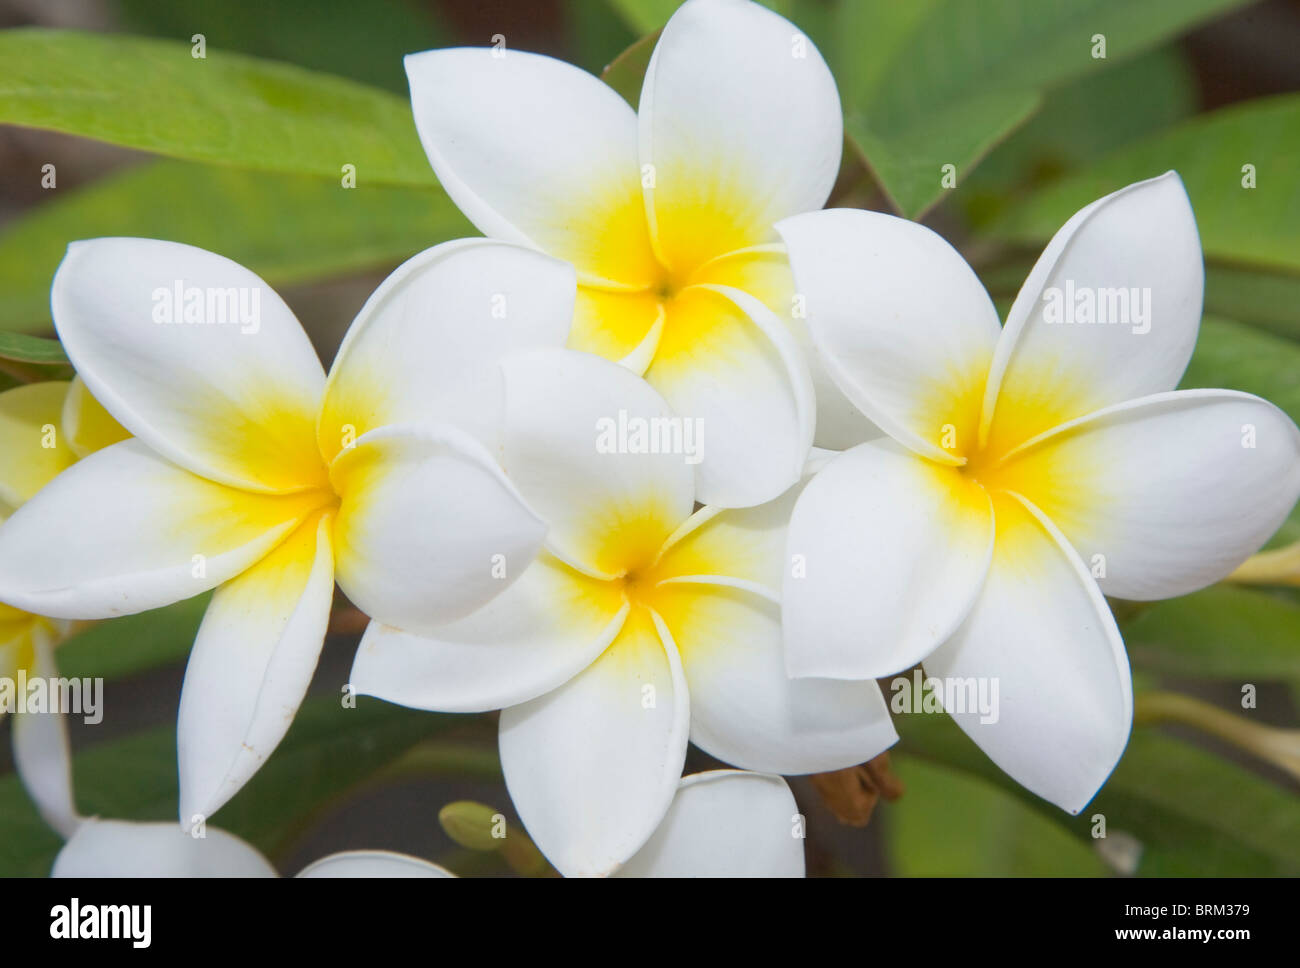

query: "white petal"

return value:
[995, 389, 1300, 600]
[659, 582, 897, 774]
[331, 422, 545, 633]
[0, 440, 327, 619]
[11, 636, 81, 838]
[51, 238, 326, 493]
[405, 48, 658, 288]
[783, 439, 994, 678]
[178, 511, 334, 824]
[498, 608, 689, 877]
[981, 172, 1204, 453]
[296, 850, 454, 878]
[925, 492, 1132, 814]
[776, 208, 1002, 463]
[645, 284, 815, 508]
[499, 348, 695, 577]
[52, 819, 277, 877]
[616, 770, 804, 877]
[640, 0, 842, 272]
[319, 239, 575, 464]
[351, 553, 627, 713]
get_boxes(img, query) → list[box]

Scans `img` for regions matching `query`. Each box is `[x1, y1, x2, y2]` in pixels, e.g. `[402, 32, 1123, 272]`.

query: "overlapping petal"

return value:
[296, 851, 454, 878]
[646, 284, 814, 507]
[405, 48, 658, 288]
[777, 208, 1002, 463]
[51, 238, 327, 493]
[639, 0, 842, 273]
[52, 820, 277, 877]
[350, 553, 627, 713]
[994, 389, 1300, 600]
[498, 608, 689, 877]
[615, 771, 804, 877]
[0, 382, 75, 514]
[981, 172, 1203, 455]
[177, 511, 335, 824]
[925, 493, 1132, 814]
[782, 439, 994, 679]
[331, 422, 545, 633]
[318, 239, 575, 463]
[0, 440, 325, 619]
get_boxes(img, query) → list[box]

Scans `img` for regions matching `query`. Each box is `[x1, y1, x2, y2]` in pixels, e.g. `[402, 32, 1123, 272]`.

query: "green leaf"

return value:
[886, 755, 1108, 876]
[895, 708, 1300, 875]
[0, 331, 68, 364]
[56, 594, 210, 682]
[959, 47, 1197, 228]
[838, 0, 1251, 217]
[0, 159, 472, 334]
[1204, 265, 1300, 341]
[118, 0, 447, 95]
[0, 28, 436, 186]
[0, 694, 459, 876]
[603, 0, 681, 37]
[1122, 584, 1300, 681]
[600, 28, 659, 106]
[989, 94, 1300, 273]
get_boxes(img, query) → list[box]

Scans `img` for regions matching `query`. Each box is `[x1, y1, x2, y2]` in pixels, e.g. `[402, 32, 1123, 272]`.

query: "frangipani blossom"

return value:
[0, 236, 583, 825]
[777, 172, 1300, 812]
[404, 0, 873, 507]
[350, 348, 895, 876]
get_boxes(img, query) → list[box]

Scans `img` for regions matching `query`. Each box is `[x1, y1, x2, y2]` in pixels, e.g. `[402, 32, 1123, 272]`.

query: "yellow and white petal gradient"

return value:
[980, 172, 1203, 455]
[0, 382, 76, 514]
[614, 770, 804, 878]
[177, 511, 335, 824]
[352, 355, 894, 873]
[404, 0, 842, 506]
[925, 495, 1132, 814]
[0, 235, 579, 823]
[51, 238, 328, 494]
[781, 439, 994, 680]
[777, 172, 1300, 809]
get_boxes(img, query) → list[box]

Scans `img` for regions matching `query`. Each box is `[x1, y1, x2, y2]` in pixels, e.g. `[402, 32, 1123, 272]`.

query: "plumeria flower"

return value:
[776, 172, 1300, 812]
[0, 236, 584, 826]
[403, 0, 877, 507]
[350, 347, 896, 875]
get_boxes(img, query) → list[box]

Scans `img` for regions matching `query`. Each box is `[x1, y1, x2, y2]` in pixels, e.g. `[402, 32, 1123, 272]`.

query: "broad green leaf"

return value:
[886, 755, 1108, 876]
[1122, 584, 1300, 681]
[603, 0, 680, 39]
[0, 159, 472, 334]
[1204, 265, 1300, 341]
[55, 594, 210, 682]
[0, 28, 436, 186]
[959, 47, 1196, 228]
[838, 0, 1251, 217]
[118, 0, 447, 94]
[895, 709, 1300, 875]
[0, 331, 68, 365]
[0, 694, 459, 876]
[1179, 316, 1300, 545]
[567, 0, 639, 76]
[990, 94, 1300, 273]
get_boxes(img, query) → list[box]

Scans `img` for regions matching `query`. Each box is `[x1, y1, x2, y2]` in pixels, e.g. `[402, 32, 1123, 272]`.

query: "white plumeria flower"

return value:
[404, 0, 875, 508]
[775, 172, 1300, 812]
[350, 347, 896, 875]
[0, 236, 583, 825]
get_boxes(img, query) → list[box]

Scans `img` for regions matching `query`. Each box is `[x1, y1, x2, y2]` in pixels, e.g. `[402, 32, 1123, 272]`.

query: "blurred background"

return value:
[0, 0, 1298, 876]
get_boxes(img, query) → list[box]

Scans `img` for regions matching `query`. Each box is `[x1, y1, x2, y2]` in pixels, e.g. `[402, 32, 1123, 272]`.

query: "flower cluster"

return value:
[1, 0, 1297, 878]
